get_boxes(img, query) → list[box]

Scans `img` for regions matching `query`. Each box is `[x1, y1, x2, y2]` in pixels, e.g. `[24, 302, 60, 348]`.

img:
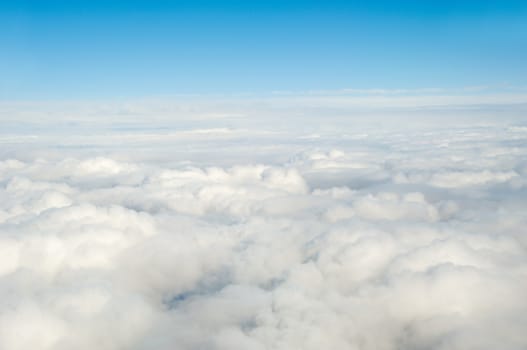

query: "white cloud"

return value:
[0, 107, 526, 349]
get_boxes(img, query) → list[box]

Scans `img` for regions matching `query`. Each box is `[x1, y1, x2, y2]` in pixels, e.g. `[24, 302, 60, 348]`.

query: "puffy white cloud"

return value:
[0, 117, 527, 349]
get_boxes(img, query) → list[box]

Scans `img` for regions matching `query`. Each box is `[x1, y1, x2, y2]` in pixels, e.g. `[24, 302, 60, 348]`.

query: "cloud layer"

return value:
[1, 119, 527, 349]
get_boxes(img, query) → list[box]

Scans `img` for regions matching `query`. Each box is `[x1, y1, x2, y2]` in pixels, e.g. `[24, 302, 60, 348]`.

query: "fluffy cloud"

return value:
[0, 119, 527, 349]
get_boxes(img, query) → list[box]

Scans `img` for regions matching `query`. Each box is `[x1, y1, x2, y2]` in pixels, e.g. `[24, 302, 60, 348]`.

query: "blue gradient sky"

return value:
[1, 0, 526, 99]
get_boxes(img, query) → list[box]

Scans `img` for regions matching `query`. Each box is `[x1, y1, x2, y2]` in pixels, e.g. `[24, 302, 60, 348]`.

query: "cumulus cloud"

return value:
[0, 114, 527, 350]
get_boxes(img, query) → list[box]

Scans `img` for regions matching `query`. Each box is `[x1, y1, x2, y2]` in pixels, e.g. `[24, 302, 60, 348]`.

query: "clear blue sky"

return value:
[1, 0, 526, 99]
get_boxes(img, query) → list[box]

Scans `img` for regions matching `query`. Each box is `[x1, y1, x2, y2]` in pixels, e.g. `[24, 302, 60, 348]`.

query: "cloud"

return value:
[0, 114, 527, 349]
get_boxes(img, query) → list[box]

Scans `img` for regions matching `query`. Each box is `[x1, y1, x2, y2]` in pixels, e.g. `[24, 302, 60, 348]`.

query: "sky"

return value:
[2, 2, 527, 350]
[1, 0, 527, 99]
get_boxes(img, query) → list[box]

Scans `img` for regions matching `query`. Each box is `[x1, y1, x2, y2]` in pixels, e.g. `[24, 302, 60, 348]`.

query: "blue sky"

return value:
[1, 0, 526, 99]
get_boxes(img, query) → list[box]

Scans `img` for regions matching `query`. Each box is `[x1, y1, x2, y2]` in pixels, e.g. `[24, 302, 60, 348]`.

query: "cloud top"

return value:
[1, 118, 527, 349]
